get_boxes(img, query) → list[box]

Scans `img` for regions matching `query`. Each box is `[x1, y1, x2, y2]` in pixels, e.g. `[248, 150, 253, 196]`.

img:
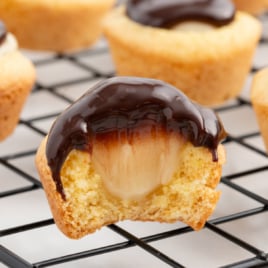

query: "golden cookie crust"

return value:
[232, 0, 267, 15]
[251, 68, 268, 152]
[0, 51, 35, 141]
[103, 7, 261, 106]
[0, 0, 115, 52]
[36, 136, 225, 239]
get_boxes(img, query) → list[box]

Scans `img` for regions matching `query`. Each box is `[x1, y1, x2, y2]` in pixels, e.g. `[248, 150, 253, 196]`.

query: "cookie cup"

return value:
[0, 46, 35, 141]
[36, 135, 225, 239]
[232, 0, 267, 15]
[0, 0, 115, 52]
[251, 68, 268, 152]
[104, 7, 261, 106]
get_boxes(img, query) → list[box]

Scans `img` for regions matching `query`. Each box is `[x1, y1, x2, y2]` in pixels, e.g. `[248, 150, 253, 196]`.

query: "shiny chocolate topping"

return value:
[126, 0, 235, 28]
[0, 21, 7, 44]
[46, 77, 227, 199]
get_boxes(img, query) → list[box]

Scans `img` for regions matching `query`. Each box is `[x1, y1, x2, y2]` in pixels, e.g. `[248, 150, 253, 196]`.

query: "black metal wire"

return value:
[1, 13, 268, 268]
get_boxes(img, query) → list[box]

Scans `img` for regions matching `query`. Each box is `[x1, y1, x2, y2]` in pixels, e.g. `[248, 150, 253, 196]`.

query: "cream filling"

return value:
[171, 21, 216, 32]
[0, 33, 18, 56]
[92, 134, 184, 200]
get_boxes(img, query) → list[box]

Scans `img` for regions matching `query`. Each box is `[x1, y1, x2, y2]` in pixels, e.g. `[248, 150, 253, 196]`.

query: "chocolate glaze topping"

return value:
[126, 0, 235, 28]
[0, 21, 7, 45]
[46, 77, 227, 199]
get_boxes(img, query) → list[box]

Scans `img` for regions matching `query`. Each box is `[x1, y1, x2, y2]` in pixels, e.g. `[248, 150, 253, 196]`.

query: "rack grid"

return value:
[0, 12, 268, 268]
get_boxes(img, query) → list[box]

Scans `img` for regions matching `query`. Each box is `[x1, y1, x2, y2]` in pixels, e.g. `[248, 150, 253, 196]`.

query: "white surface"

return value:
[1, 14, 268, 268]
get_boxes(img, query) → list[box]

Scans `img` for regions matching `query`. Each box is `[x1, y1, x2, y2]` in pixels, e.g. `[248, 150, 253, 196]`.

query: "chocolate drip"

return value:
[126, 0, 235, 28]
[0, 21, 7, 45]
[46, 77, 227, 199]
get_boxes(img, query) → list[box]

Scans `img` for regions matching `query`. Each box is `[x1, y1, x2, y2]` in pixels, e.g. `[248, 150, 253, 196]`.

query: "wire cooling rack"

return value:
[1, 13, 268, 268]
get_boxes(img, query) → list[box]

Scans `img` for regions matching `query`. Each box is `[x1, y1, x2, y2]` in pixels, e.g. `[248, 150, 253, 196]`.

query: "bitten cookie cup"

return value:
[36, 138, 225, 239]
[0, 0, 115, 52]
[251, 68, 268, 153]
[232, 0, 268, 15]
[35, 77, 226, 239]
[0, 35, 35, 141]
[103, 7, 261, 106]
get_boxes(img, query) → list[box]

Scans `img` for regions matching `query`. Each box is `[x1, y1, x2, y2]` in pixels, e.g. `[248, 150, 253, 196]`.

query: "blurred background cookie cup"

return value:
[0, 0, 116, 52]
[103, 4, 261, 106]
[0, 21, 35, 141]
[232, 0, 268, 15]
